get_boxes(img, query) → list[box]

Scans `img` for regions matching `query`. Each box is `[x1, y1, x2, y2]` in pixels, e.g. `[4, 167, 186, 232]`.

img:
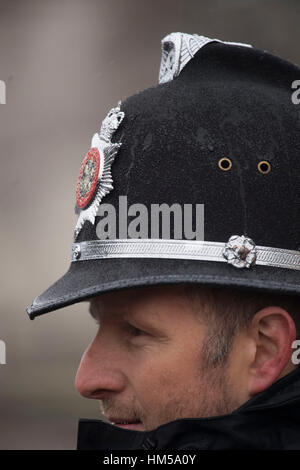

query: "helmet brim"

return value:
[26, 257, 300, 319]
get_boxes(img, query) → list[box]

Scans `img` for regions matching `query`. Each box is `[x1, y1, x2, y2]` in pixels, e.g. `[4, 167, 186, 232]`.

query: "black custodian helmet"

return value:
[27, 32, 300, 320]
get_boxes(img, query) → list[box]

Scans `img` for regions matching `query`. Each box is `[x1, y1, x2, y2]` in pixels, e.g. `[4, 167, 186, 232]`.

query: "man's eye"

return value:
[127, 324, 147, 337]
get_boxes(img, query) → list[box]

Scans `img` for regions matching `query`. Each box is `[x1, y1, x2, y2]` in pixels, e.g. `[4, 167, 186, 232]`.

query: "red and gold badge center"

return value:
[76, 147, 100, 208]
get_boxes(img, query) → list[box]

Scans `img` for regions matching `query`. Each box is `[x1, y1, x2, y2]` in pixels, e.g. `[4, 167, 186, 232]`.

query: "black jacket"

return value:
[77, 367, 300, 450]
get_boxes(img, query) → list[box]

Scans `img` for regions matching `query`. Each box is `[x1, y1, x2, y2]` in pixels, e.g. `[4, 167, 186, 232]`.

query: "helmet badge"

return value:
[74, 102, 125, 239]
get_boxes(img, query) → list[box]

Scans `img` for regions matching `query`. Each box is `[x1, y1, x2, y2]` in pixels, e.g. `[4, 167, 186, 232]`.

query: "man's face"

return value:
[75, 285, 242, 431]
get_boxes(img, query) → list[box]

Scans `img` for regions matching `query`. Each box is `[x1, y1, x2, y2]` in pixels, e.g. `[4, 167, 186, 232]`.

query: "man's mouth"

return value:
[107, 417, 145, 431]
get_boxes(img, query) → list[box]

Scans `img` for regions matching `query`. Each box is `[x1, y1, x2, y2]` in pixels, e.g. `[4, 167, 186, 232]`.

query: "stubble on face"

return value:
[145, 358, 241, 430]
[99, 354, 241, 431]
[99, 395, 145, 427]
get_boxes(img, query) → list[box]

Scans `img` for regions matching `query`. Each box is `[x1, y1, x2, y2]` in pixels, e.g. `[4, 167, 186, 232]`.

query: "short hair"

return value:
[183, 285, 300, 368]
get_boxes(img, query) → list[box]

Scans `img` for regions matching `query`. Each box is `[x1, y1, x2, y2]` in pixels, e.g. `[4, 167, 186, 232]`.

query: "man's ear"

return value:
[248, 306, 296, 396]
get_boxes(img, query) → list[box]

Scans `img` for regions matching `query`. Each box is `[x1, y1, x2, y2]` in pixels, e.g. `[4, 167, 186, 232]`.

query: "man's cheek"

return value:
[134, 368, 167, 407]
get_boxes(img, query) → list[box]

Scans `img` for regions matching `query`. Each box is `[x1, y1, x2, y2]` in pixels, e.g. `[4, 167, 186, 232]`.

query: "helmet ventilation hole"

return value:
[218, 157, 232, 171]
[258, 160, 271, 174]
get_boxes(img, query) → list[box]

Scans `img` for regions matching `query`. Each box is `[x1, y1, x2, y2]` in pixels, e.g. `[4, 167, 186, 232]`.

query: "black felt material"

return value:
[27, 41, 300, 319]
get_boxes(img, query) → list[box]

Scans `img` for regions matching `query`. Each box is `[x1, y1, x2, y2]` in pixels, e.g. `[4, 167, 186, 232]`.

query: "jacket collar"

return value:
[77, 367, 300, 450]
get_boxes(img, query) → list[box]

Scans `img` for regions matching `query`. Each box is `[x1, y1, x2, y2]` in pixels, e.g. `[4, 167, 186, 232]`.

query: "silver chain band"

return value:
[71, 239, 300, 271]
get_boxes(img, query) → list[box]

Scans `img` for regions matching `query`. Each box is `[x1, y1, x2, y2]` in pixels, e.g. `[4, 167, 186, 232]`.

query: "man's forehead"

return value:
[89, 295, 128, 319]
[88, 284, 204, 321]
[89, 290, 158, 321]
[89, 288, 141, 314]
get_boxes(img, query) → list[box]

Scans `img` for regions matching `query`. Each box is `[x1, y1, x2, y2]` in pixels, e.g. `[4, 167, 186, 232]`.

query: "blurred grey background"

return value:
[1, 0, 300, 449]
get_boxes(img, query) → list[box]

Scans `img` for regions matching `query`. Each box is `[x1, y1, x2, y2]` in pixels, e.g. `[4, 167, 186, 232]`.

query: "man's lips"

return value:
[107, 417, 145, 431]
[113, 422, 144, 430]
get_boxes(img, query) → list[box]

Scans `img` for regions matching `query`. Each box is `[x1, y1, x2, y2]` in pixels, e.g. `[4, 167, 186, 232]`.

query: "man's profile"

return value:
[75, 285, 298, 431]
[27, 32, 300, 449]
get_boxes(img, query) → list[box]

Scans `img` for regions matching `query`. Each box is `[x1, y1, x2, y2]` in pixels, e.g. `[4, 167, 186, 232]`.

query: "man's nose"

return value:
[75, 336, 126, 399]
